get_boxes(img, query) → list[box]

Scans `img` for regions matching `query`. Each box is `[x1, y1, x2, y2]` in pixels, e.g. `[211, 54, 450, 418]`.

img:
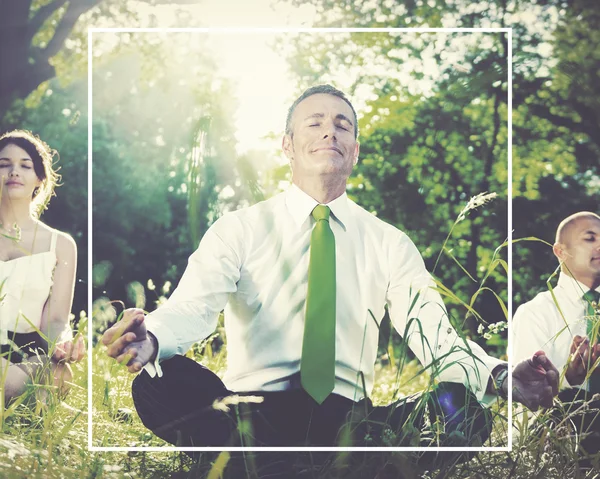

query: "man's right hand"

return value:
[565, 335, 600, 386]
[512, 351, 559, 411]
[101, 308, 157, 373]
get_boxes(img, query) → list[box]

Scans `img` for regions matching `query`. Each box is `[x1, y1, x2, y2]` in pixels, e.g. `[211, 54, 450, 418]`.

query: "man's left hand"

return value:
[511, 351, 559, 411]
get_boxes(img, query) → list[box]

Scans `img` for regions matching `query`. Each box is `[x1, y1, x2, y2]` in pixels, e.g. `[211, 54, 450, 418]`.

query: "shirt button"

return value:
[447, 328, 452, 334]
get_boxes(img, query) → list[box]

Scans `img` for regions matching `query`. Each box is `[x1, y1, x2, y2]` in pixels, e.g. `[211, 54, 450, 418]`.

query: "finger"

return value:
[72, 340, 86, 362]
[116, 348, 138, 366]
[102, 312, 144, 345]
[127, 360, 144, 374]
[77, 338, 87, 360]
[102, 313, 144, 346]
[122, 308, 145, 318]
[545, 368, 559, 396]
[582, 342, 590, 364]
[571, 335, 583, 354]
[573, 341, 588, 367]
[105, 332, 138, 358]
[53, 348, 66, 362]
[64, 341, 75, 360]
[532, 352, 560, 374]
[75, 335, 85, 353]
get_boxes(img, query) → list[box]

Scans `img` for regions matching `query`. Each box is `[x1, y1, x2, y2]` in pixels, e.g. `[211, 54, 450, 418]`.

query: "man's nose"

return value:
[322, 120, 337, 139]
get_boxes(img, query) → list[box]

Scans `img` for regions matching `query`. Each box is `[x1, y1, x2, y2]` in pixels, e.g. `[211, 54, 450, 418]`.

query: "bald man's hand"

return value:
[565, 335, 600, 386]
[512, 351, 559, 412]
[101, 308, 157, 373]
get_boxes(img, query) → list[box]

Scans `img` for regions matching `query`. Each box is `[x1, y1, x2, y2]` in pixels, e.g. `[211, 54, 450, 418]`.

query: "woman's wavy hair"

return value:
[0, 130, 61, 217]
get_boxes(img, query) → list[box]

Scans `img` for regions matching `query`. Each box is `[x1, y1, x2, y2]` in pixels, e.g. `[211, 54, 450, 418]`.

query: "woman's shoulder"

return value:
[34, 221, 77, 257]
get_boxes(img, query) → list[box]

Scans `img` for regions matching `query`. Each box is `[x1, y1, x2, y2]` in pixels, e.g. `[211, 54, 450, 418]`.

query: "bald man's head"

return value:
[555, 212, 600, 245]
[553, 211, 600, 289]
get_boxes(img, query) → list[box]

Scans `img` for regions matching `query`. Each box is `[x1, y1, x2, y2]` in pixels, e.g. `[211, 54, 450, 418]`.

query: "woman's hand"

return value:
[52, 334, 86, 363]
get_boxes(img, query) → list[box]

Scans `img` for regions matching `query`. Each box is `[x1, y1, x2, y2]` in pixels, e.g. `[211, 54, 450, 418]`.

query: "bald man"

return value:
[513, 211, 600, 459]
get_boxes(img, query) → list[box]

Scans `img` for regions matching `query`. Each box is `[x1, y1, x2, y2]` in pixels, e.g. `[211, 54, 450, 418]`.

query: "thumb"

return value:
[531, 351, 548, 372]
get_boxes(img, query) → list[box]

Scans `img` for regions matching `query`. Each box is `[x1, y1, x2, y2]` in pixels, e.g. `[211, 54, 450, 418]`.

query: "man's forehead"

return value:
[293, 93, 354, 119]
[564, 216, 600, 238]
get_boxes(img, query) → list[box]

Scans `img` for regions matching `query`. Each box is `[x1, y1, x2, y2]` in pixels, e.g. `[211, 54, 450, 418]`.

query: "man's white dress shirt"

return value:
[513, 272, 600, 390]
[145, 185, 502, 402]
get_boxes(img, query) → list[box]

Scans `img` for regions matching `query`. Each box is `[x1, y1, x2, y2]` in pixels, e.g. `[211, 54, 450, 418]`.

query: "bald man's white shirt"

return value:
[513, 272, 600, 390]
[144, 184, 503, 402]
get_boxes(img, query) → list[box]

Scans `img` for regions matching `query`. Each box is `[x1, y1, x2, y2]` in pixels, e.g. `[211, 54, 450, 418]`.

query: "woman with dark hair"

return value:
[0, 130, 85, 406]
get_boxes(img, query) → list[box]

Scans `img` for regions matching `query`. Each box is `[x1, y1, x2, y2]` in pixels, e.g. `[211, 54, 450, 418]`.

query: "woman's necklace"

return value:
[0, 221, 22, 242]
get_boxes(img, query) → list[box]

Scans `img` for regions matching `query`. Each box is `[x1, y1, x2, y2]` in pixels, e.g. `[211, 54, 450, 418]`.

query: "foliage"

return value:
[1, 0, 600, 477]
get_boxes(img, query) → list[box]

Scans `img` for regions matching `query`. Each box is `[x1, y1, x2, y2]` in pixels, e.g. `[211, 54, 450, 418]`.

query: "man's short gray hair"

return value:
[285, 84, 359, 139]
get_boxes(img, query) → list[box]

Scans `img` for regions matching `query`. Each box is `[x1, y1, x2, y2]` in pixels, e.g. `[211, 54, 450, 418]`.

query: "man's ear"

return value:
[353, 142, 360, 166]
[282, 134, 293, 160]
[553, 242, 568, 261]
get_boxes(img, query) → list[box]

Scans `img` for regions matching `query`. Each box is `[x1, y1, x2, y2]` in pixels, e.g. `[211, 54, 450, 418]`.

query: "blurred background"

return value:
[1, 0, 598, 360]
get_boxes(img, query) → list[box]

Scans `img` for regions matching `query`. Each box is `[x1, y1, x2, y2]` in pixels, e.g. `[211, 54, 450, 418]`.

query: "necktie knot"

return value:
[584, 290, 600, 305]
[312, 205, 330, 222]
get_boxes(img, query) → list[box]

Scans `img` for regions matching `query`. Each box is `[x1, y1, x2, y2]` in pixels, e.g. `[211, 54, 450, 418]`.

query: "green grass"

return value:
[1, 318, 600, 478]
[2, 197, 598, 477]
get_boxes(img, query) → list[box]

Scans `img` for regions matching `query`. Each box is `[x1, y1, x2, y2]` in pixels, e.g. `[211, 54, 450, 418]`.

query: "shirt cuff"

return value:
[478, 358, 506, 407]
[143, 315, 178, 378]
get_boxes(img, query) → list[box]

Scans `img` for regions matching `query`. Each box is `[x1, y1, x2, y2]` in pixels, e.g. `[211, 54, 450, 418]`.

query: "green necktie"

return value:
[584, 290, 600, 394]
[301, 205, 336, 404]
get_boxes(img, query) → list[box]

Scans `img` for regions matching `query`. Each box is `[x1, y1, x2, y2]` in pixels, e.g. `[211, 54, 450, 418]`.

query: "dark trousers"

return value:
[545, 388, 600, 463]
[0, 331, 47, 364]
[132, 355, 492, 456]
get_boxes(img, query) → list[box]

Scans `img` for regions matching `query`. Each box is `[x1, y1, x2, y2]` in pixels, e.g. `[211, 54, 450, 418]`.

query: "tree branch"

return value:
[28, 0, 69, 41]
[42, 0, 103, 59]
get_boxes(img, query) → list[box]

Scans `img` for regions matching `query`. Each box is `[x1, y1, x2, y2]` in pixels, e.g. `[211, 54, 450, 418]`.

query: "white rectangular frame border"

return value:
[87, 26, 513, 453]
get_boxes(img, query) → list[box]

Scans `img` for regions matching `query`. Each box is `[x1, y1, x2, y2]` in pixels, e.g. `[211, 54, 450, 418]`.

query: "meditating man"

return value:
[103, 85, 558, 451]
[513, 211, 600, 458]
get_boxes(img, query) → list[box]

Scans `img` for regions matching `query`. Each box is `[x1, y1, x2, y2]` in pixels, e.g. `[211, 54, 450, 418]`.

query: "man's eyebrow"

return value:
[336, 114, 354, 126]
[302, 112, 354, 125]
[303, 113, 325, 121]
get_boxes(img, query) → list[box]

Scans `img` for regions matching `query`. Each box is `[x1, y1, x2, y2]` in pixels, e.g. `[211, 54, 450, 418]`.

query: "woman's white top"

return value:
[0, 230, 57, 343]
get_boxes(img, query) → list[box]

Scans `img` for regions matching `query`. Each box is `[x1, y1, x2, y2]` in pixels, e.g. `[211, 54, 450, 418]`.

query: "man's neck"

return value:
[563, 270, 600, 291]
[292, 177, 346, 204]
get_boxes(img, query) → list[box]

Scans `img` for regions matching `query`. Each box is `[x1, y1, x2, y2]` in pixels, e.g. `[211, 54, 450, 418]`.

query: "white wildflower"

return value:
[457, 192, 497, 222]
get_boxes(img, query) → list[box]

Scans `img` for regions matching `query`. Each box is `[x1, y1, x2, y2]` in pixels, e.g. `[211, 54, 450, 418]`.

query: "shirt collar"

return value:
[557, 272, 600, 300]
[285, 183, 351, 231]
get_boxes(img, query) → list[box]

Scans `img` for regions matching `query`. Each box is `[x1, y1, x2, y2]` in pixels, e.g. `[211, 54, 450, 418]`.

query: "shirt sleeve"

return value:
[385, 233, 504, 404]
[143, 214, 244, 377]
[511, 302, 551, 363]
[512, 301, 572, 389]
